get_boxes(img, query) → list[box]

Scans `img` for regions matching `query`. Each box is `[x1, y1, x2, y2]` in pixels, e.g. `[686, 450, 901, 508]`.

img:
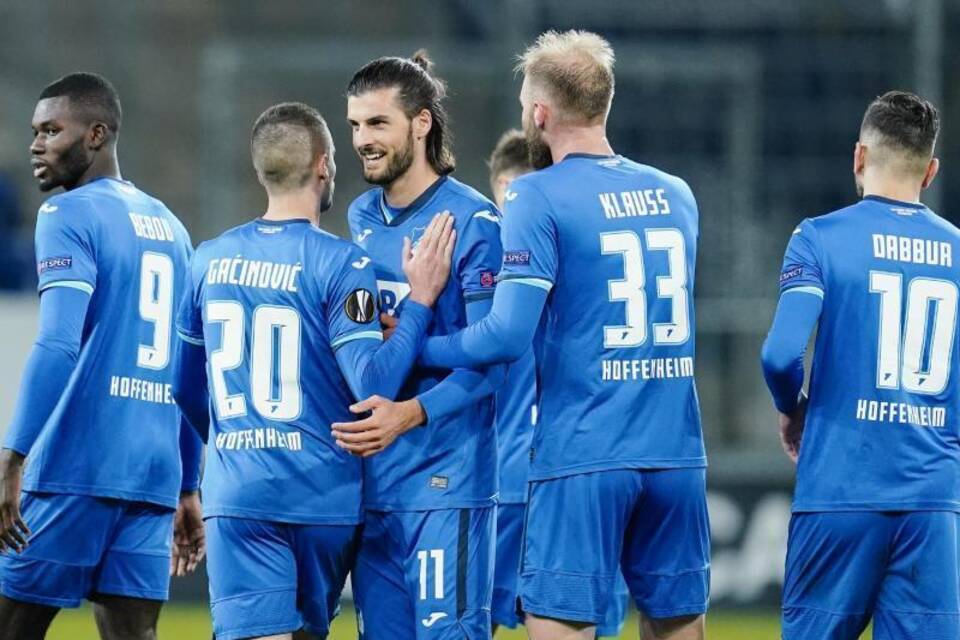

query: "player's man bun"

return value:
[346, 51, 455, 175]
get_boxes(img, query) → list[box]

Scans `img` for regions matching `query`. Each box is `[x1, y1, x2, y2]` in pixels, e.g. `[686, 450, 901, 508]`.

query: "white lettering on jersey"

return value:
[109, 375, 174, 404]
[128, 212, 175, 242]
[214, 428, 303, 451]
[206, 258, 302, 293]
[601, 356, 694, 381]
[855, 398, 947, 428]
[872, 234, 952, 267]
[599, 189, 672, 219]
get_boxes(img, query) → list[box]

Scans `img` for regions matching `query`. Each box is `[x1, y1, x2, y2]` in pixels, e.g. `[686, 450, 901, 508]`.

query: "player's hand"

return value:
[403, 211, 456, 307]
[0, 449, 30, 553]
[331, 397, 426, 457]
[170, 490, 205, 577]
[380, 312, 398, 340]
[778, 393, 808, 464]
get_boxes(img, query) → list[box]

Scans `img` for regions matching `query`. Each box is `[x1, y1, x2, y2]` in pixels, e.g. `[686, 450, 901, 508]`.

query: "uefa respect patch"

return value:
[37, 256, 72, 274]
[504, 250, 530, 266]
[779, 265, 803, 284]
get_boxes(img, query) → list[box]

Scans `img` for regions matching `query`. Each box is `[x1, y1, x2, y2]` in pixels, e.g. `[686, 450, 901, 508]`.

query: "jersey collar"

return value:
[863, 194, 926, 210]
[378, 175, 448, 227]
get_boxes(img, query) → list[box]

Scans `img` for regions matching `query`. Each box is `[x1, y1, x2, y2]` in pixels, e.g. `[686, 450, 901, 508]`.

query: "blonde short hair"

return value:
[517, 30, 615, 125]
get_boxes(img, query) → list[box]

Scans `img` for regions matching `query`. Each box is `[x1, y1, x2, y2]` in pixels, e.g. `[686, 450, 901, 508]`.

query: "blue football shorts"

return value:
[519, 468, 710, 625]
[783, 510, 960, 640]
[352, 507, 494, 639]
[493, 502, 629, 635]
[205, 516, 359, 640]
[0, 491, 173, 608]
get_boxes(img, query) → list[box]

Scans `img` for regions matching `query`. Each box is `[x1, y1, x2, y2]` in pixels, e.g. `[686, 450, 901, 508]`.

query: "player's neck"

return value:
[383, 158, 440, 209]
[861, 173, 923, 205]
[74, 154, 122, 189]
[263, 190, 319, 225]
[549, 125, 614, 164]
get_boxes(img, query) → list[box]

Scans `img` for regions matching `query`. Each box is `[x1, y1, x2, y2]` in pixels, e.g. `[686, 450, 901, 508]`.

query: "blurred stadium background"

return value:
[1, 1, 957, 637]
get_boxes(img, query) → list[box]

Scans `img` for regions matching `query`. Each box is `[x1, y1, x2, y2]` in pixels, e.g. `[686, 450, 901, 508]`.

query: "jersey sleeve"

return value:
[456, 207, 503, 302]
[778, 218, 825, 297]
[326, 244, 384, 350]
[499, 179, 557, 292]
[34, 196, 98, 295]
[176, 251, 206, 346]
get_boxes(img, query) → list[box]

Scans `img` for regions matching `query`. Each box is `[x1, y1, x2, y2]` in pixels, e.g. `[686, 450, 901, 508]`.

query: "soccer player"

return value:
[335, 52, 504, 638]
[486, 130, 630, 639]
[418, 31, 710, 640]
[0, 73, 202, 640]
[761, 92, 960, 639]
[172, 102, 455, 640]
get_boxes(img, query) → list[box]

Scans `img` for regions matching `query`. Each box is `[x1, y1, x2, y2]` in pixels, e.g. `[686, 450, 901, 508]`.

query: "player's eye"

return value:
[45, 127, 58, 136]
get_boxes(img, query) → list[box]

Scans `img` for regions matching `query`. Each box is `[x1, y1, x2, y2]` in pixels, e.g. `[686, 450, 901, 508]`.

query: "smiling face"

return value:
[347, 87, 417, 187]
[30, 97, 94, 192]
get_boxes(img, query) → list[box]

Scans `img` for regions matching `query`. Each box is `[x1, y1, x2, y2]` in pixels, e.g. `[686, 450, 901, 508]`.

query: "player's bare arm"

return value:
[0, 449, 30, 553]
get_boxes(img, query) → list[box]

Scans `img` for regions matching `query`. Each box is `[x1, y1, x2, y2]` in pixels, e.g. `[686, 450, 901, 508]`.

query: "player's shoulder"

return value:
[434, 177, 499, 225]
[347, 187, 382, 221]
[616, 156, 696, 197]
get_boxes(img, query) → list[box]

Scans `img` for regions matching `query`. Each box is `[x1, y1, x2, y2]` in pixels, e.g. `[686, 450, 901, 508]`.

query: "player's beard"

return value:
[855, 173, 865, 198]
[363, 127, 415, 187]
[39, 136, 91, 192]
[523, 118, 553, 170]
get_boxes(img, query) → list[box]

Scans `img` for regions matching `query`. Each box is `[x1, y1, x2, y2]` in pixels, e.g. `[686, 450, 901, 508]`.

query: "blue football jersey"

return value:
[177, 218, 381, 524]
[348, 176, 501, 510]
[23, 177, 193, 508]
[779, 195, 960, 512]
[499, 154, 706, 481]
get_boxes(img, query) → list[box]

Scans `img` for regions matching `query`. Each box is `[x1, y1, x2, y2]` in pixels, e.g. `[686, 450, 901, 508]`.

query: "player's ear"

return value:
[88, 122, 108, 151]
[412, 108, 432, 141]
[921, 157, 939, 190]
[853, 141, 866, 176]
[533, 102, 547, 130]
[316, 152, 329, 180]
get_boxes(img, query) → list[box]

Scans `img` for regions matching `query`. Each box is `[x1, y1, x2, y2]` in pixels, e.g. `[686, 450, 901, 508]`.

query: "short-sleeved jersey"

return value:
[779, 195, 960, 512]
[23, 177, 193, 508]
[176, 218, 380, 524]
[348, 176, 501, 510]
[499, 154, 705, 481]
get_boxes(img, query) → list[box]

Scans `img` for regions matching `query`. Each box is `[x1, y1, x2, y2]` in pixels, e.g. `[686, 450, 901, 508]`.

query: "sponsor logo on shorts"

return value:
[422, 612, 448, 627]
[429, 475, 449, 490]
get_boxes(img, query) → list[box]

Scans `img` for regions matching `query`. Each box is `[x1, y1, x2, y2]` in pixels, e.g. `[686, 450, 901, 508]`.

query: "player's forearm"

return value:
[171, 339, 211, 442]
[3, 341, 78, 455]
[421, 281, 546, 369]
[3, 287, 87, 455]
[761, 290, 823, 413]
[338, 301, 434, 400]
[418, 365, 505, 424]
[179, 416, 203, 492]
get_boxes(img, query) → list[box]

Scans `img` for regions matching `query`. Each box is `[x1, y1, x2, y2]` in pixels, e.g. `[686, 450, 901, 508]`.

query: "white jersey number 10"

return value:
[870, 271, 957, 394]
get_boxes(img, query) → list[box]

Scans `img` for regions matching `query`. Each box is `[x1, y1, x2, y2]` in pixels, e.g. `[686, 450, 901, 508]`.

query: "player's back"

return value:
[505, 154, 705, 480]
[789, 196, 960, 511]
[188, 218, 364, 524]
[25, 177, 193, 508]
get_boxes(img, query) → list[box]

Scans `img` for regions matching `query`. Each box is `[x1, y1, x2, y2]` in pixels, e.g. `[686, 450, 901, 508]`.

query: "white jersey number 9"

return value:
[137, 252, 174, 370]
